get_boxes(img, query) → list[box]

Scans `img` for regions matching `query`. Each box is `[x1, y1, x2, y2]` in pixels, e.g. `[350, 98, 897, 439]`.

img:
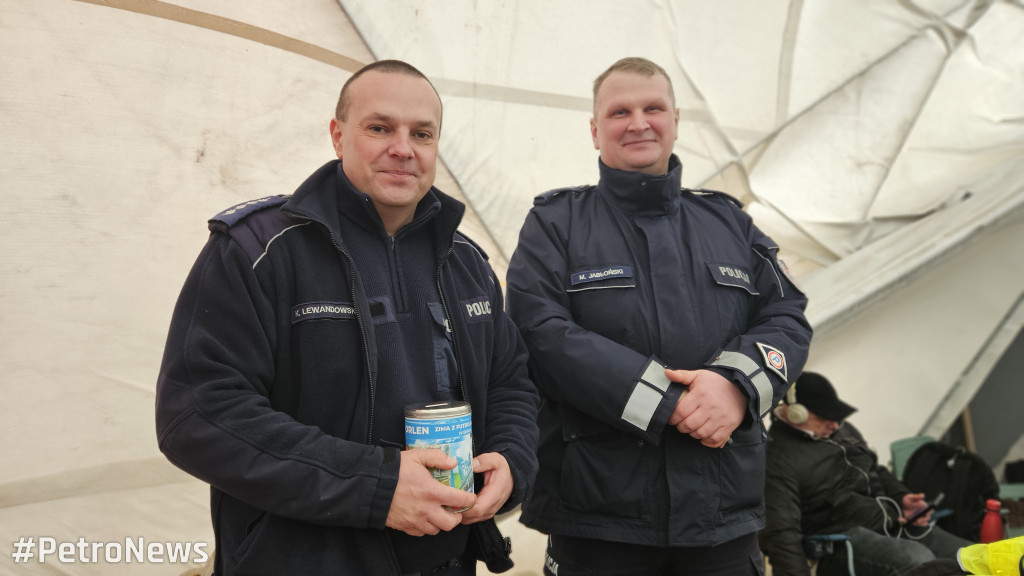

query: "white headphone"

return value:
[784, 383, 809, 425]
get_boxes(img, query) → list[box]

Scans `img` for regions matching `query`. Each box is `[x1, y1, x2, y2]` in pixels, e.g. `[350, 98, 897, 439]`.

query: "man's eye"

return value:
[369, 125, 387, 133]
[414, 131, 433, 140]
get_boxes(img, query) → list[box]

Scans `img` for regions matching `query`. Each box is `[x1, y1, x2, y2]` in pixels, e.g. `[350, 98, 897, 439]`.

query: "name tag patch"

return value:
[291, 302, 356, 323]
[707, 262, 758, 295]
[569, 266, 633, 286]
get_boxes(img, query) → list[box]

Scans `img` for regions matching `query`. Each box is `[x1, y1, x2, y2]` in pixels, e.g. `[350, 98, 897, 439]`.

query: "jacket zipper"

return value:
[826, 437, 873, 495]
[435, 240, 475, 456]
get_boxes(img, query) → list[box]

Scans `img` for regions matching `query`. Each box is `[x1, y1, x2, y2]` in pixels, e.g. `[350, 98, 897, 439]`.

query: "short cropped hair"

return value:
[334, 59, 442, 123]
[592, 57, 676, 113]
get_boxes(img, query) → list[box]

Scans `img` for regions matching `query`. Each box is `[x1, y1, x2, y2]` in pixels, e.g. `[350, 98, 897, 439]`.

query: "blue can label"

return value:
[405, 410, 474, 494]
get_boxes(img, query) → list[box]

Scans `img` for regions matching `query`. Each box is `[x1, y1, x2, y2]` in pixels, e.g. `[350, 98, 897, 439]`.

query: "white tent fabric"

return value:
[2, 0, 1022, 573]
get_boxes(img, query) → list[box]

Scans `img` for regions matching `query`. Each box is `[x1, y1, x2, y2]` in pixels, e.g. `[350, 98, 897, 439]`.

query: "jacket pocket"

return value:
[428, 301, 458, 392]
[705, 261, 756, 338]
[230, 513, 401, 575]
[717, 420, 766, 519]
[558, 414, 652, 519]
[232, 511, 269, 569]
[705, 262, 758, 296]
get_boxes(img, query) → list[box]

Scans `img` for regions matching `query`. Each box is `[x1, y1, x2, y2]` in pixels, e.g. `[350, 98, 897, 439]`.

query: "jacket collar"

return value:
[596, 154, 683, 215]
[283, 160, 465, 260]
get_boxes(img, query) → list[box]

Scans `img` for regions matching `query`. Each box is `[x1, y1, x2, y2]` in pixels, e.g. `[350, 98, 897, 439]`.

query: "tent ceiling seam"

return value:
[863, 28, 961, 222]
[71, 0, 365, 71]
[776, 0, 804, 127]
[807, 194, 1024, 336]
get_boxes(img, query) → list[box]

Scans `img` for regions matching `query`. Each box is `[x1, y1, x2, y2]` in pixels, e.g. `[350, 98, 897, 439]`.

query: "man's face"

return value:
[805, 411, 843, 438]
[590, 71, 679, 175]
[330, 71, 441, 228]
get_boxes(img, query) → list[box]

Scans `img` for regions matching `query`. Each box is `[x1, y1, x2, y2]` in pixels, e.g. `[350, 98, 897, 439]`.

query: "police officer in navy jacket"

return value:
[156, 60, 538, 575]
[506, 57, 812, 575]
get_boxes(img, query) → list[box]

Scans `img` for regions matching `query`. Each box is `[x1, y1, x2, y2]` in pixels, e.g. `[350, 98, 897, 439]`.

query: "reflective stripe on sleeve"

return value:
[621, 382, 663, 432]
[712, 350, 775, 417]
[751, 372, 774, 417]
[711, 351, 759, 376]
[640, 360, 671, 392]
[620, 358, 672, 431]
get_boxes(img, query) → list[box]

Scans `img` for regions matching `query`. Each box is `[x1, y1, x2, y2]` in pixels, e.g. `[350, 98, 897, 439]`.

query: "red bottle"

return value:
[978, 498, 1003, 543]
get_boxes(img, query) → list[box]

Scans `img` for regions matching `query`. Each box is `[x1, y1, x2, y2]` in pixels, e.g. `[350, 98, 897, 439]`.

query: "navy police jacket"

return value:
[506, 155, 812, 546]
[155, 160, 539, 574]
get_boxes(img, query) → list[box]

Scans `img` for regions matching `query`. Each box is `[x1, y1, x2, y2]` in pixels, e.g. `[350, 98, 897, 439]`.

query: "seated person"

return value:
[761, 372, 972, 576]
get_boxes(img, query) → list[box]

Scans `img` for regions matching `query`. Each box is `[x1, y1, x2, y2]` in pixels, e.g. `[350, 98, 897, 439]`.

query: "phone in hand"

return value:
[904, 492, 945, 525]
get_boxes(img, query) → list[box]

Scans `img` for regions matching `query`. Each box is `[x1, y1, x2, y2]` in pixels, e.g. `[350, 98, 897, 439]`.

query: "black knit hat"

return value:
[794, 372, 857, 422]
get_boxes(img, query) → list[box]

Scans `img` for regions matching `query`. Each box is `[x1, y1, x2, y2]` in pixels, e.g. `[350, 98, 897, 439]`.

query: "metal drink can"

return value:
[404, 401, 474, 498]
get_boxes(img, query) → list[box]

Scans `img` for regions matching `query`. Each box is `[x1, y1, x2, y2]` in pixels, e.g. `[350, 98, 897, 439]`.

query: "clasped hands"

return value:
[666, 368, 746, 449]
[385, 449, 511, 536]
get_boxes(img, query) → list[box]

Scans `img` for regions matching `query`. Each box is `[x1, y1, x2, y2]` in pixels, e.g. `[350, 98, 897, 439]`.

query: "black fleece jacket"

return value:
[155, 160, 539, 574]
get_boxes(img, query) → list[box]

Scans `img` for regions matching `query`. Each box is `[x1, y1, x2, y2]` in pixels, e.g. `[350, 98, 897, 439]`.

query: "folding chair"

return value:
[803, 534, 855, 576]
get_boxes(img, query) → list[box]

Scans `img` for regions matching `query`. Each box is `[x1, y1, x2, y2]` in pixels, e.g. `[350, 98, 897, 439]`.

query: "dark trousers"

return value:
[543, 532, 763, 576]
[403, 553, 477, 576]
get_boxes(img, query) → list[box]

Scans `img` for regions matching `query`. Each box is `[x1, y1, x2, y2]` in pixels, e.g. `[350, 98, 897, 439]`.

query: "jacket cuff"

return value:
[707, 350, 775, 419]
[619, 358, 685, 445]
[367, 446, 401, 529]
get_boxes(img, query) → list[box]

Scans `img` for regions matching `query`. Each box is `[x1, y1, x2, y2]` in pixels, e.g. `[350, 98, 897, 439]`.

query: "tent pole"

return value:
[961, 406, 977, 453]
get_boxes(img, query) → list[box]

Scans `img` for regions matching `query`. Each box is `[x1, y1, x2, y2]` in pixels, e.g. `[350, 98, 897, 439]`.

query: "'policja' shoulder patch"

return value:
[757, 342, 788, 382]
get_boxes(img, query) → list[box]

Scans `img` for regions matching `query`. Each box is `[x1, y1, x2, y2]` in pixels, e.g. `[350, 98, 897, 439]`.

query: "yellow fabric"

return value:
[957, 536, 1024, 575]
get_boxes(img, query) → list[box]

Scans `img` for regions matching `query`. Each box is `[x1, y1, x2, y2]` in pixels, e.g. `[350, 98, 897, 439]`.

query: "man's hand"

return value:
[385, 449, 477, 536]
[461, 452, 513, 525]
[901, 492, 932, 526]
[666, 369, 745, 448]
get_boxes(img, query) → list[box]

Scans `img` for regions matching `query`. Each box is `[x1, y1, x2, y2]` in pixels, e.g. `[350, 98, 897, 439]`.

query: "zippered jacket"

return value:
[155, 160, 539, 574]
[761, 419, 911, 575]
[505, 155, 812, 546]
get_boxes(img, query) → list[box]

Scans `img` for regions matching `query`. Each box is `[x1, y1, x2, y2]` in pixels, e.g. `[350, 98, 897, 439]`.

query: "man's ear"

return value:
[329, 118, 344, 159]
[590, 117, 600, 150]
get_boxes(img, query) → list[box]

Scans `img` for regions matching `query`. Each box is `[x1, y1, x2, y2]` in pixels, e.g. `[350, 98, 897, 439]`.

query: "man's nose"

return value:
[628, 112, 651, 132]
[388, 134, 414, 158]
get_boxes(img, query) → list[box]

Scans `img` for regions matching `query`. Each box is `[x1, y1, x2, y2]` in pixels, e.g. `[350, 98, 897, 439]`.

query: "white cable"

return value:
[903, 520, 936, 540]
[874, 495, 937, 540]
[875, 496, 904, 538]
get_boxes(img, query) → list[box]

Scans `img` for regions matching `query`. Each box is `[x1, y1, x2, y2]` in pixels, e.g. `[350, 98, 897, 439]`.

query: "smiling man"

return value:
[329, 67, 440, 234]
[589, 64, 678, 175]
[506, 57, 813, 574]
[156, 60, 538, 575]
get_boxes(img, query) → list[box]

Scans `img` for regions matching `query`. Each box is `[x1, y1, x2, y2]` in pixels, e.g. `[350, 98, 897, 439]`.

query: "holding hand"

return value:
[666, 369, 745, 448]
[386, 449, 477, 536]
[461, 452, 513, 525]
[900, 492, 933, 527]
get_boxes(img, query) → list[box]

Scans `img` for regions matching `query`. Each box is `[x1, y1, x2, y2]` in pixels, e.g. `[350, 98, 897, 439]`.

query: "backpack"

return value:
[902, 441, 1000, 541]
